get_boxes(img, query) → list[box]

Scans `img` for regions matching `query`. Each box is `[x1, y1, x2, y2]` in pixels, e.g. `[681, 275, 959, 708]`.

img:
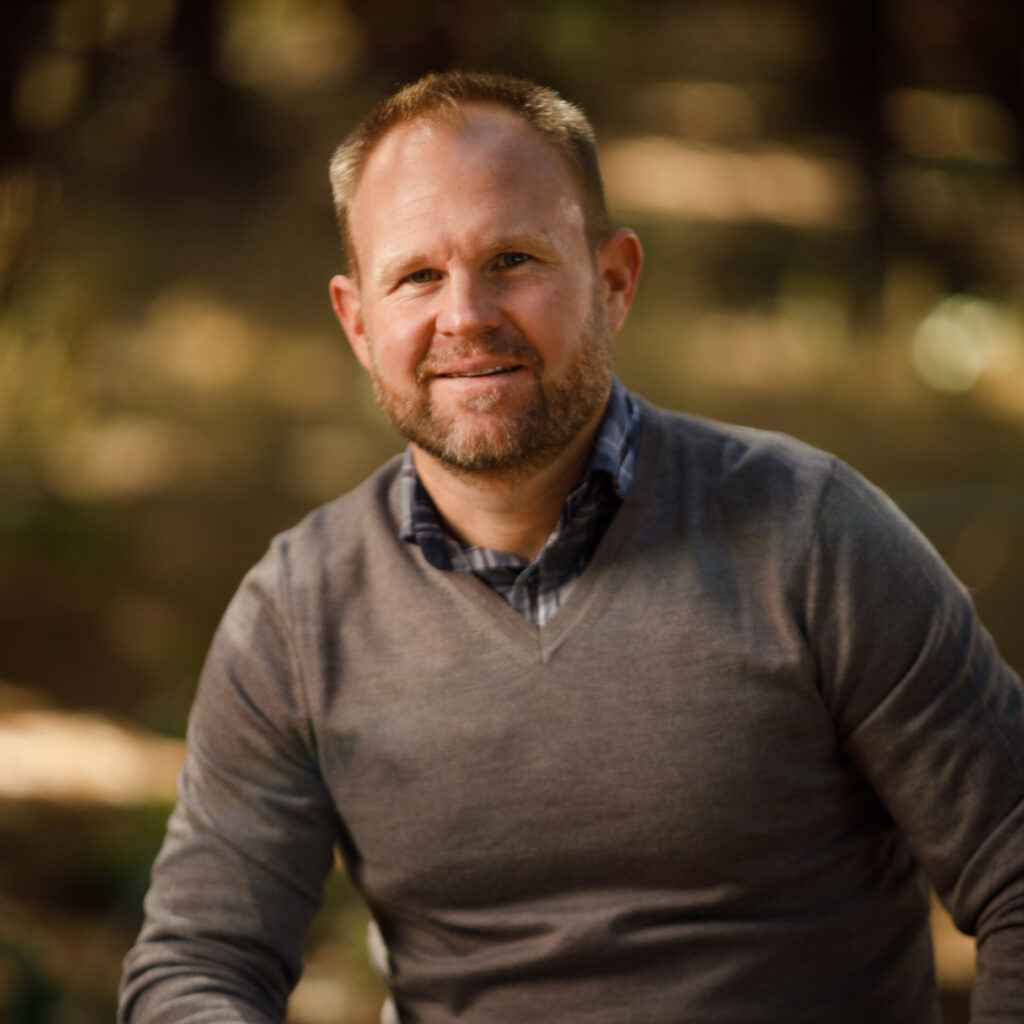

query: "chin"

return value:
[412, 409, 555, 475]
[373, 314, 615, 477]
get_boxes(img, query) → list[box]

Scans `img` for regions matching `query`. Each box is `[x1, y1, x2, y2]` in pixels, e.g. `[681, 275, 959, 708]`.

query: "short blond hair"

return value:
[329, 71, 611, 273]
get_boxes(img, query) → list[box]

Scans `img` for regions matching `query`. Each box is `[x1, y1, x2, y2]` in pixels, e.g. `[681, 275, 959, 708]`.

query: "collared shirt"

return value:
[398, 378, 640, 626]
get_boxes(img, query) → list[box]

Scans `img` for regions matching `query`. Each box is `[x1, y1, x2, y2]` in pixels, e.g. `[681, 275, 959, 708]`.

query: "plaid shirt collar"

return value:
[398, 378, 639, 582]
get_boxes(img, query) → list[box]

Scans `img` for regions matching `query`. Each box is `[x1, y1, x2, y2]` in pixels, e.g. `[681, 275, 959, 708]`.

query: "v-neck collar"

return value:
[387, 403, 663, 665]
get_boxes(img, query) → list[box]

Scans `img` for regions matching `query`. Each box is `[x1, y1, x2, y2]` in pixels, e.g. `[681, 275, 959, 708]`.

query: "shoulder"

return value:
[240, 454, 405, 613]
[632, 395, 839, 526]
[639, 395, 834, 475]
[625, 394, 957, 599]
[632, 395, 951, 580]
[279, 454, 403, 561]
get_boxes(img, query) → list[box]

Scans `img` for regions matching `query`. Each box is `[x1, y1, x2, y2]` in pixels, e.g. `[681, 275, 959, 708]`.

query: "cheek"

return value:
[366, 308, 431, 377]
[517, 285, 590, 360]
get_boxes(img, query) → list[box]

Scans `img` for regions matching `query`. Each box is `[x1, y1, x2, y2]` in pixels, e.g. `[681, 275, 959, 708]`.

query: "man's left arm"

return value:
[806, 460, 1024, 1022]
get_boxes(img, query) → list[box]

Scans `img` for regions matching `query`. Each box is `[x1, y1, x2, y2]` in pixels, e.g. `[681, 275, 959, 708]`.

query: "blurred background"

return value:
[1, 0, 1021, 1020]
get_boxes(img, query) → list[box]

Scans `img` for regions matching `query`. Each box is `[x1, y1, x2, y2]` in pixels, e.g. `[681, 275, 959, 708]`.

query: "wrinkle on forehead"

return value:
[382, 102, 540, 157]
[368, 106, 563, 193]
[557, 192, 586, 234]
[350, 105, 589, 280]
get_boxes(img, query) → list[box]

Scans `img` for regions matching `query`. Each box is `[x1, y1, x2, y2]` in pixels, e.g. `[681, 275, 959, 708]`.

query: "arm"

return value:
[119, 543, 340, 1023]
[807, 461, 1024, 1023]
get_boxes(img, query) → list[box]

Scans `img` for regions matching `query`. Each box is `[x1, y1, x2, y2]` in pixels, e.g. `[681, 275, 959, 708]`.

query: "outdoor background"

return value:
[1, 1, 1022, 1021]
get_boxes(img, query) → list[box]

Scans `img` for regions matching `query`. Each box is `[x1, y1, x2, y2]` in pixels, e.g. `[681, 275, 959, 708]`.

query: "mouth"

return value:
[437, 365, 524, 379]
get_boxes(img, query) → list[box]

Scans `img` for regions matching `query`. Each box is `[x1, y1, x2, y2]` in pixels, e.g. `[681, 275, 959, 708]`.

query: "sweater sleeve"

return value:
[806, 459, 1024, 1023]
[118, 541, 340, 1023]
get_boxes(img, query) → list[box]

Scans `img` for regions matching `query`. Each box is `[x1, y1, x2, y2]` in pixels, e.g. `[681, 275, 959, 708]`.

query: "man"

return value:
[120, 72, 1024, 1023]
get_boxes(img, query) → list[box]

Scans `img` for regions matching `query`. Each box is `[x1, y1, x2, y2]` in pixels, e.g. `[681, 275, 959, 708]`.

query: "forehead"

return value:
[368, 102, 559, 166]
[348, 104, 586, 271]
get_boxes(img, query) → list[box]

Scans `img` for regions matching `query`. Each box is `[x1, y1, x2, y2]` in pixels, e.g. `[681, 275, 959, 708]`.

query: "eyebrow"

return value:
[374, 252, 431, 290]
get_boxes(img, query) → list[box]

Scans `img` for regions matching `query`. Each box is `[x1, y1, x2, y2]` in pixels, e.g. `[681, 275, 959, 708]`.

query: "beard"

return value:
[367, 295, 614, 476]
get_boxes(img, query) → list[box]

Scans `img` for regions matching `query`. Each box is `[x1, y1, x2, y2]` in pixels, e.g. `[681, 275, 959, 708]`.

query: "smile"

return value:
[439, 366, 521, 379]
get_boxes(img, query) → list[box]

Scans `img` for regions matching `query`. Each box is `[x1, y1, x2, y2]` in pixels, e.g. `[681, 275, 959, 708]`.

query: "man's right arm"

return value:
[119, 546, 341, 1023]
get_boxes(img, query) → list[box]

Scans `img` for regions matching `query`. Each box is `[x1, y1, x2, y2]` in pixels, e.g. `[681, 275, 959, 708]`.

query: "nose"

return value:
[435, 270, 500, 338]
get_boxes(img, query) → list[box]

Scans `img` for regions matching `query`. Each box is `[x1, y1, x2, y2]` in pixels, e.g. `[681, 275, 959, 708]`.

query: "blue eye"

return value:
[494, 252, 531, 270]
[404, 268, 440, 285]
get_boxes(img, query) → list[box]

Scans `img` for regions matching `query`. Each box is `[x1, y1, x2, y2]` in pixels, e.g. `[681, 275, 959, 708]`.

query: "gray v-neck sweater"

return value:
[121, 399, 1024, 1023]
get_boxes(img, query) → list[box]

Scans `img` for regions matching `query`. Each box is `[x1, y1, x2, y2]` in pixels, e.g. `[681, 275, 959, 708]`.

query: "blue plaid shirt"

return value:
[398, 379, 639, 626]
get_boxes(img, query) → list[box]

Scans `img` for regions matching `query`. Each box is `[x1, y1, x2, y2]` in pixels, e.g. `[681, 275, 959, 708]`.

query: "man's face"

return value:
[331, 105, 624, 475]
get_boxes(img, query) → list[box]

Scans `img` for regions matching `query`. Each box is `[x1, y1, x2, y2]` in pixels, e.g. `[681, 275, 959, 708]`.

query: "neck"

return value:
[412, 412, 604, 562]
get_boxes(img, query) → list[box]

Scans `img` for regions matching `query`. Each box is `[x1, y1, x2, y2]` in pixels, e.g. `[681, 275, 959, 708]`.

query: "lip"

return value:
[434, 368, 529, 391]
[432, 359, 527, 379]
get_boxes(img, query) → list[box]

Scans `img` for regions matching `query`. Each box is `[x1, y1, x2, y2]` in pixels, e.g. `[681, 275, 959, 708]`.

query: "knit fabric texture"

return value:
[397, 378, 640, 625]
[120, 397, 1024, 1024]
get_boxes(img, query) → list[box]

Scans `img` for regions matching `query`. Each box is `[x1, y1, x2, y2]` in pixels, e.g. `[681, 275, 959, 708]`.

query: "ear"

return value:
[329, 274, 371, 370]
[595, 229, 644, 335]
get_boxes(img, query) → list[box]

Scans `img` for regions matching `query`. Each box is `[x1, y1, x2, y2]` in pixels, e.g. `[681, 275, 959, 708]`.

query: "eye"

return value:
[493, 252, 532, 271]
[402, 268, 441, 286]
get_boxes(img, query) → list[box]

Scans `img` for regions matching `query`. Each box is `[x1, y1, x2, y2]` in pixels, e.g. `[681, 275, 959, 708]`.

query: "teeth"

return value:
[452, 367, 512, 378]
